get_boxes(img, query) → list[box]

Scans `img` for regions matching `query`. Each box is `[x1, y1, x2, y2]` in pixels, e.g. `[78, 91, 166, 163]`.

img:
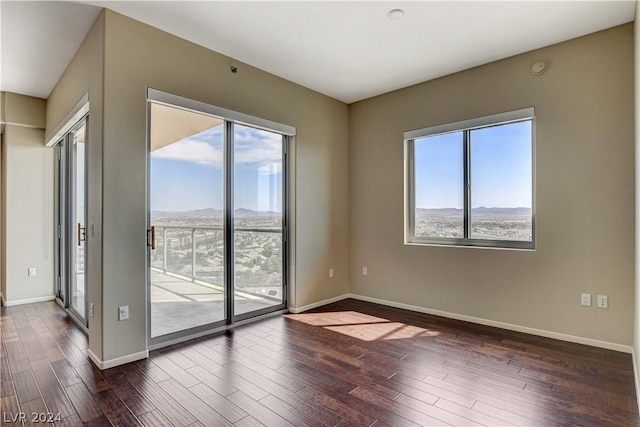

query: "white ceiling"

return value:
[1, 1, 636, 104]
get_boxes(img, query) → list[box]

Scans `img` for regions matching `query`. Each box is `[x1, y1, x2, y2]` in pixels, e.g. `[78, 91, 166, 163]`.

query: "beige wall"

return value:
[4, 92, 45, 128]
[46, 12, 104, 358]
[350, 24, 634, 346]
[1, 93, 52, 304]
[96, 10, 349, 362]
[1, 92, 5, 123]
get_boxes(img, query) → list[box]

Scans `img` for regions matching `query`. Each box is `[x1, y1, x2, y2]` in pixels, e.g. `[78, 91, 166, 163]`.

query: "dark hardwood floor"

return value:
[1, 298, 638, 426]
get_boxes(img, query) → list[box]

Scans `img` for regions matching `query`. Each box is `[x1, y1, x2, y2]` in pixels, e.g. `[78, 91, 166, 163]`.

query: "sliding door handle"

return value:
[77, 223, 86, 246]
[148, 226, 156, 250]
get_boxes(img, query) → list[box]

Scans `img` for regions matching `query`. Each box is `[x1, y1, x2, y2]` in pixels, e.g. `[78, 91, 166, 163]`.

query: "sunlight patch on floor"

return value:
[286, 311, 439, 341]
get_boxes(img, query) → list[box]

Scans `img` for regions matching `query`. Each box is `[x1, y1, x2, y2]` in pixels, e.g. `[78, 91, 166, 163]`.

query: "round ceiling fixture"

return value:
[530, 61, 548, 76]
[387, 9, 405, 20]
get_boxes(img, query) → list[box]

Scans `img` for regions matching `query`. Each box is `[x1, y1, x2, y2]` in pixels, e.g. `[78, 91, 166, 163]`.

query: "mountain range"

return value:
[151, 208, 281, 218]
[416, 207, 532, 217]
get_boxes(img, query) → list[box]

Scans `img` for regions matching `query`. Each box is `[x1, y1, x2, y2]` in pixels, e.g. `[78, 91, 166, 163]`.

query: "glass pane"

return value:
[71, 123, 86, 318]
[470, 121, 533, 241]
[234, 124, 284, 317]
[149, 103, 225, 338]
[413, 132, 464, 238]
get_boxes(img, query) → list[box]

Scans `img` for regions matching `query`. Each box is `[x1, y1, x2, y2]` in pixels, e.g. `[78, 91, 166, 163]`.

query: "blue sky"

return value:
[414, 120, 532, 209]
[151, 118, 530, 213]
[151, 123, 283, 212]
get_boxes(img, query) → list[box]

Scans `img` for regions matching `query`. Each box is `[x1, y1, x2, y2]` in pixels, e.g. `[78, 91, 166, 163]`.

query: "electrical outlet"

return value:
[597, 295, 608, 309]
[329, 268, 334, 278]
[27, 268, 36, 277]
[89, 303, 94, 318]
[362, 266, 368, 276]
[118, 305, 129, 320]
[581, 293, 591, 307]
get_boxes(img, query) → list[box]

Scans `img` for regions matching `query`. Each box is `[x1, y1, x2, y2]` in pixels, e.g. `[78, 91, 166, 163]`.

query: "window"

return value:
[405, 108, 535, 249]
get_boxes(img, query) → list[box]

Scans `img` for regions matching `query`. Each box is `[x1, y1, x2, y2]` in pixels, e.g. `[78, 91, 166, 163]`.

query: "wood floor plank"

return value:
[55, 338, 89, 368]
[50, 359, 83, 388]
[472, 400, 546, 426]
[159, 347, 197, 370]
[258, 394, 329, 427]
[4, 341, 29, 369]
[9, 358, 31, 376]
[12, 369, 41, 403]
[157, 379, 233, 427]
[21, 398, 54, 426]
[30, 359, 77, 419]
[138, 409, 173, 427]
[37, 333, 66, 363]
[228, 352, 307, 392]
[188, 383, 247, 423]
[278, 362, 356, 395]
[190, 343, 233, 366]
[151, 354, 200, 388]
[185, 364, 239, 396]
[119, 365, 196, 427]
[84, 414, 112, 427]
[349, 387, 447, 427]
[434, 398, 515, 427]
[233, 415, 265, 427]
[20, 337, 47, 363]
[101, 368, 156, 416]
[283, 346, 401, 400]
[226, 391, 294, 427]
[0, 395, 23, 425]
[74, 363, 110, 394]
[94, 388, 142, 426]
[390, 373, 475, 408]
[65, 383, 103, 422]
[297, 385, 377, 427]
[395, 393, 482, 426]
[54, 414, 84, 427]
[235, 343, 286, 368]
[1, 379, 15, 398]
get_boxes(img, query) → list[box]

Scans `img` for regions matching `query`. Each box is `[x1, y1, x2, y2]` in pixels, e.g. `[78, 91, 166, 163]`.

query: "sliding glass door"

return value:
[54, 116, 88, 325]
[233, 125, 285, 320]
[148, 93, 291, 345]
[148, 103, 226, 338]
[70, 122, 87, 319]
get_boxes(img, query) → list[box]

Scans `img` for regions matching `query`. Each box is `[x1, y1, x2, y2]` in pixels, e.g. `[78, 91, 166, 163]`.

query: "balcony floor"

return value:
[150, 270, 280, 337]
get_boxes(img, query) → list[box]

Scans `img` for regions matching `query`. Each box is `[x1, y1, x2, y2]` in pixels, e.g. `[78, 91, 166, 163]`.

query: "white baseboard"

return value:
[288, 294, 350, 313]
[88, 348, 149, 370]
[348, 293, 633, 354]
[2, 295, 55, 307]
[633, 348, 640, 413]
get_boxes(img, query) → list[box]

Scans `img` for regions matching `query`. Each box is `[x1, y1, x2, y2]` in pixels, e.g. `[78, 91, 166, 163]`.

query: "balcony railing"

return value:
[150, 225, 283, 302]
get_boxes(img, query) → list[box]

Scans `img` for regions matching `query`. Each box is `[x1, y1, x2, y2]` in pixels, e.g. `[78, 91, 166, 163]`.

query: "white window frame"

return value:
[404, 107, 536, 250]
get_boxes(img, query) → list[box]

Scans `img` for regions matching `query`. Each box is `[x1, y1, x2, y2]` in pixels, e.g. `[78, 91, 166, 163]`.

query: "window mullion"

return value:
[224, 120, 235, 324]
[463, 130, 470, 240]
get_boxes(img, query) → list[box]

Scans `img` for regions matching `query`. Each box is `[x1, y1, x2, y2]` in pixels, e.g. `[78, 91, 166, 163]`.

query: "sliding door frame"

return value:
[147, 88, 295, 348]
[54, 139, 67, 304]
[53, 114, 90, 329]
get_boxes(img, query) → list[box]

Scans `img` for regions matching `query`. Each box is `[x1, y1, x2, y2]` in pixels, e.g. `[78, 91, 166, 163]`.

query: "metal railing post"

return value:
[163, 227, 168, 273]
[192, 228, 196, 281]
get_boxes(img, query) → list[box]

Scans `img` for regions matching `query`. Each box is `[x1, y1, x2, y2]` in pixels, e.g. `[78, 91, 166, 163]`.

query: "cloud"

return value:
[234, 125, 283, 174]
[152, 124, 283, 174]
[152, 138, 224, 167]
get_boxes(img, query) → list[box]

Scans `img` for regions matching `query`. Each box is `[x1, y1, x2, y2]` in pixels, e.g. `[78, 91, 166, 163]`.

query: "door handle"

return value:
[148, 226, 156, 250]
[77, 223, 86, 246]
